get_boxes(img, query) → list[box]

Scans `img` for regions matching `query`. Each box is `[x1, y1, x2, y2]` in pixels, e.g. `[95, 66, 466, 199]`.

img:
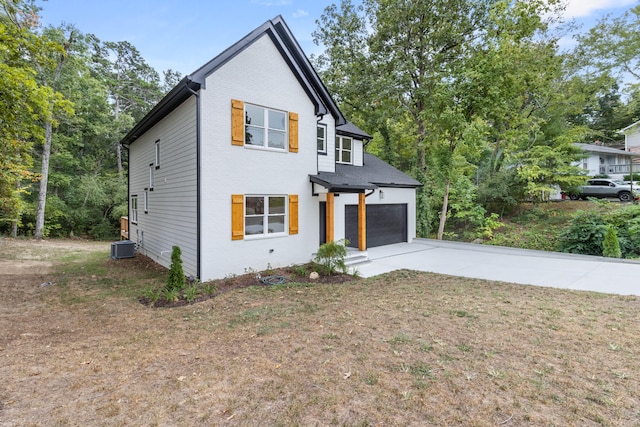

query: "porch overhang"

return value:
[309, 175, 377, 194]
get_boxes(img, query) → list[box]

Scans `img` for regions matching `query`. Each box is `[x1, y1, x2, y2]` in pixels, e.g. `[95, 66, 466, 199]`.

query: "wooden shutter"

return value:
[289, 194, 298, 235]
[231, 194, 244, 240]
[288, 112, 298, 153]
[231, 99, 244, 146]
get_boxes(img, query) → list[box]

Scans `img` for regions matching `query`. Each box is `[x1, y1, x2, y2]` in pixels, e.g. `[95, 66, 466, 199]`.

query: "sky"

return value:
[38, 0, 638, 77]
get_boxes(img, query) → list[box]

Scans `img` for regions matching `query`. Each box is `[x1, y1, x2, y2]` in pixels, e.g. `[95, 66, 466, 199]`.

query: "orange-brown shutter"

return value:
[231, 99, 244, 146]
[289, 194, 299, 235]
[231, 194, 244, 240]
[288, 112, 298, 153]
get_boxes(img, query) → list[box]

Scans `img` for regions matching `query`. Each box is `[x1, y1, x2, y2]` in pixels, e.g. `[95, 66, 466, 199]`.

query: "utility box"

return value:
[111, 240, 136, 259]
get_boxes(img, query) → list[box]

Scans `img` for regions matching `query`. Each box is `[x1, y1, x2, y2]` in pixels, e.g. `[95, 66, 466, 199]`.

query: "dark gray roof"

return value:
[310, 153, 422, 192]
[336, 121, 372, 140]
[121, 16, 345, 145]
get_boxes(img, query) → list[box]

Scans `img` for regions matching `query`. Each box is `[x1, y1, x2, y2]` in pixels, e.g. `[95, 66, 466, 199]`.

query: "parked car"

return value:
[569, 178, 639, 202]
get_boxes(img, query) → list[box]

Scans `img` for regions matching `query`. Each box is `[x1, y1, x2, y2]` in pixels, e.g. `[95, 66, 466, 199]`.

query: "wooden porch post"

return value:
[358, 193, 366, 251]
[326, 192, 334, 243]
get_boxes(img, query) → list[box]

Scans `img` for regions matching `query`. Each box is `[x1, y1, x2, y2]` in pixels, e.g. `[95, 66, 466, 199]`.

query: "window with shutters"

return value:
[231, 194, 298, 239]
[232, 100, 297, 152]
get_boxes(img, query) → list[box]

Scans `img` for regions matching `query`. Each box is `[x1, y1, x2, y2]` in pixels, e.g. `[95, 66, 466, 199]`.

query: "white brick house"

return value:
[121, 16, 421, 281]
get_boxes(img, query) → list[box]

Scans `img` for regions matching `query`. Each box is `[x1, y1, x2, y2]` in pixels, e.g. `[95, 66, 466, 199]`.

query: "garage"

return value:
[345, 203, 407, 248]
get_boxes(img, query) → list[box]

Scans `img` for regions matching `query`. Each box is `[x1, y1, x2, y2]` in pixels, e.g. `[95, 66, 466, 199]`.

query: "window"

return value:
[336, 136, 352, 164]
[144, 190, 148, 213]
[231, 194, 298, 240]
[317, 124, 327, 153]
[155, 140, 160, 168]
[149, 164, 154, 190]
[131, 195, 138, 223]
[245, 104, 286, 150]
[244, 195, 286, 236]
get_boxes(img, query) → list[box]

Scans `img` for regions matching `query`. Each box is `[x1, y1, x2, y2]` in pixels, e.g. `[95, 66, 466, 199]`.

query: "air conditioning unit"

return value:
[111, 240, 136, 259]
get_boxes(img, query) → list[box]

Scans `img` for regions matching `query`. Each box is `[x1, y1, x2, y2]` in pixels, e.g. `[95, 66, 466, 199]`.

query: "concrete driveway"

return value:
[357, 239, 640, 296]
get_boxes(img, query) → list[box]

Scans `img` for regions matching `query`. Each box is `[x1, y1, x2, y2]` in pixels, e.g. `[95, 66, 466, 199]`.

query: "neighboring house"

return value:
[120, 16, 421, 281]
[622, 120, 640, 153]
[573, 143, 634, 180]
[622, 120, 640, 171]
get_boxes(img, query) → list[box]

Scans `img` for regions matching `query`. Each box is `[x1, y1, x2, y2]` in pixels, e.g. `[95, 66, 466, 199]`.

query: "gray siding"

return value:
[128, 96, 198, 276]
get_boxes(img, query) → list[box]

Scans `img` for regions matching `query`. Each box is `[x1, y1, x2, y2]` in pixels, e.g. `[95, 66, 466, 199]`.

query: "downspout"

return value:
[122, 143, 130, 241]
[185, 80, 202, 279]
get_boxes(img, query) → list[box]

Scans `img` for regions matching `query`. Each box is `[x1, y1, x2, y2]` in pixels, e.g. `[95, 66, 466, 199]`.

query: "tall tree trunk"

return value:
[437, 177, 451, 240]
[34, 120, 53, 239]
[33, 30, 75, 239]
[114, 96, 123, 181]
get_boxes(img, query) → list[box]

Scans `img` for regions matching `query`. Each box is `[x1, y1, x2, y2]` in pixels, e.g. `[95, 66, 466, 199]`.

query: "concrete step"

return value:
[344, 250, 370, 267]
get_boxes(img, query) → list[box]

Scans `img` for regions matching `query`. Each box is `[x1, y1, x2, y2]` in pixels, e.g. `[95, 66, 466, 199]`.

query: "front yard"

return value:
[1, 238, 638, 426]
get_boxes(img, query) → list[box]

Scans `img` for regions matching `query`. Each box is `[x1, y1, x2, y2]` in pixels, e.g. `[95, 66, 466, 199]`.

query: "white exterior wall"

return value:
[581, 152, 628, 179]
[625, 126, 640, 153]
[128, 97, 198, 276]
[317, 116, 336, 172]
[198, 34, 323, 280]
[327, 187, 417, 244]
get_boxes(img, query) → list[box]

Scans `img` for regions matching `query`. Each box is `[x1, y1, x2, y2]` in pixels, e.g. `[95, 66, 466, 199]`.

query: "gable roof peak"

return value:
[122, 15, 345, 145]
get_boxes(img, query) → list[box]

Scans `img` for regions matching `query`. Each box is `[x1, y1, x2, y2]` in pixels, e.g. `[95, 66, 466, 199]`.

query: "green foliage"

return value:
[558, 211, 607, 256]
[166, 246, 185, 292]
[183, 283, 199, 303]
[602, 226, 622, 258]
[314, 239, 349, 275]
[623, 173, 640, 181]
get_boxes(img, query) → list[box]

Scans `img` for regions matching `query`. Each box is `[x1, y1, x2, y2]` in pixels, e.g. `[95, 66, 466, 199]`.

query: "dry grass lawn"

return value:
[1, 238, 639, 426]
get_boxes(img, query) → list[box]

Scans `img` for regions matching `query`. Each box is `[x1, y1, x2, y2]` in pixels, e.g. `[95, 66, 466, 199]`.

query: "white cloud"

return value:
[562, 0, 636, 18]
[292, 9, 309, 18]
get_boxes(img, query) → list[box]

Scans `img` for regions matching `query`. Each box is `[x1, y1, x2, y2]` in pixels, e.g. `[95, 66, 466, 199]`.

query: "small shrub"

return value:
[558, 211, 607, 256]
[291, 264, 308, 277]
[167, 246, 185, 292]
[183, 283, 199, 303]
[603, 226, 622, 258]
[202, 282, 217, 295]
[162, 287, 180, 303]
[315, 239, 349, 275]
[142, 284, 160, 304]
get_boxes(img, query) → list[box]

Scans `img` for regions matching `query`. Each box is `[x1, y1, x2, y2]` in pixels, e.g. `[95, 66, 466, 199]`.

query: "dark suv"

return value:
[569, 179, 638, 202]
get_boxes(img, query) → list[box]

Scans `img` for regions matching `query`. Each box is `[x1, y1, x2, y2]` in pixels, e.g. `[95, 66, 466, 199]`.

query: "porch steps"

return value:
[344, 250, 371, 270]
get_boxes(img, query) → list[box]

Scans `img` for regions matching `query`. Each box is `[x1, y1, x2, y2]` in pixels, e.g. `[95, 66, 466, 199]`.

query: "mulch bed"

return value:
[132, 254, 358, 308]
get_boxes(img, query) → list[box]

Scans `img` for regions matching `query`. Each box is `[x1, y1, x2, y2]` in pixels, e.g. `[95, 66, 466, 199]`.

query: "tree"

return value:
[33, 25, 77, 239]
[315, 0, 580, 239]
[575, 5, 640, 83]
[0, 0, 66, 236]
[89, 38, 164, 179]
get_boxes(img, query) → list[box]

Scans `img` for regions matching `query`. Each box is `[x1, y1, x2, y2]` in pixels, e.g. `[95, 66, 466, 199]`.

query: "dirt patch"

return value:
[1, 239, 639, 426]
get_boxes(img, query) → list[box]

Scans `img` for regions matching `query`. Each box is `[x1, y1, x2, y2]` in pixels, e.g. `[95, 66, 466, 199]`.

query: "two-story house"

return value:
[121, 16, 421, 281]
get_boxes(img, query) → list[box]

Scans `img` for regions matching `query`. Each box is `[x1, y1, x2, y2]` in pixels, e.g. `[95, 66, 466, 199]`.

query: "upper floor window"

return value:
[149, 163, 155, 190]
[245, 104, 286, 150]
[155, 140, 160, 168]
[317, 124, 327, 154]
[336, 136, 352, 164]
